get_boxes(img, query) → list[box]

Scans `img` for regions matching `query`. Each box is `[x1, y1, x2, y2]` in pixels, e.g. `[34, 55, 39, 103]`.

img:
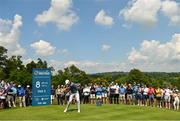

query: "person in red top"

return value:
[148, 86, 155, 107]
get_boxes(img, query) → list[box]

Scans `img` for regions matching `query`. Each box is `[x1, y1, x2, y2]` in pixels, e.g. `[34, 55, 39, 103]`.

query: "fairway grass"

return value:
[0, 104, 179, 120]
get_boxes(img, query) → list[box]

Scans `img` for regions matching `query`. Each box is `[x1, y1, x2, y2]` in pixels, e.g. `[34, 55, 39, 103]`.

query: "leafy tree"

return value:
[0, 46, 8, 79]
[126, 69, 149, 84]
[0, 46, 8, 68]
[9, 70, 32, 86]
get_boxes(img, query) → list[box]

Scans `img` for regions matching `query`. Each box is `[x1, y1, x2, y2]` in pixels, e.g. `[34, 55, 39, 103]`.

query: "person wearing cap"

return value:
[25, 85, 32, 106]
[17, 85, 26, 107]
[64, 79, 80, 113]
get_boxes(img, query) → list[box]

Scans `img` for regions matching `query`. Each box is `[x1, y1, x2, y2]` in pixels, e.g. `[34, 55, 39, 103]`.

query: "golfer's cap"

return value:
[18, 85, 21, 87]
[65, 79, 70, 85]
[27, 85, 30, 88]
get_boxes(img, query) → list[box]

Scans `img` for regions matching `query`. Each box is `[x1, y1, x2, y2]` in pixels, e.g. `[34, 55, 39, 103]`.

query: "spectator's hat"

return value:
[18, 85, 21, 87]
[27, 85, 30, 88]
[65, 79, 70, 85]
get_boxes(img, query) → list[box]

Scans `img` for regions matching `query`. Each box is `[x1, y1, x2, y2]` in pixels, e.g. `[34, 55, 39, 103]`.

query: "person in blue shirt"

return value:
[64, 79, 80, 113]
[11, 83, 17, 106]
[101, 84, 108, 104]
[119, 84, 126, 104]
[133, 83, 138, 105]
[96, 85, 102, 106]
[17, 85, 26, 107]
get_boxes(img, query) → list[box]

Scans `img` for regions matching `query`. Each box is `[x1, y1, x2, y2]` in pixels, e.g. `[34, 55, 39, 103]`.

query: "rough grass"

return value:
[0, 104, 179, 120]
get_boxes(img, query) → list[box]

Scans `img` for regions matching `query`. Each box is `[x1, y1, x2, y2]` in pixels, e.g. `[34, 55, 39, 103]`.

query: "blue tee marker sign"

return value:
[32, 68, 51, 106]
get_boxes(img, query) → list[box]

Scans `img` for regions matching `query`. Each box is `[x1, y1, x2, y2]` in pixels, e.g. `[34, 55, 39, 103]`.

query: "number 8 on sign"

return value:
[36, 81, 41, 88]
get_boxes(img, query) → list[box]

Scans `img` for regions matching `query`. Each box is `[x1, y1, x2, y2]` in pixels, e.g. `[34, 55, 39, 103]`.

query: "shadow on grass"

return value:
[68, 108, 78, 112]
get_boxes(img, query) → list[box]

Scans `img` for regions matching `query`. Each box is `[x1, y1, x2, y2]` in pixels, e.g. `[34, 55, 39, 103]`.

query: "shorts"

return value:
[119, 94, 125, 100]
[51, 95, 55, 100]
[68, 92, 80, 102]
[102, 93, 108, 98]
[136, 94, 142, 100]
[156, 96, 162, 101]
[164, 95, 171, 102]
[142, 95, 148, 100]
[96, 95, 102, 99]
[127, 94, 132, 100]
[0, 96, 6, 100]
[90, 94, 96, 99]
[7, 95, 13, 101]
[174, 97, 179, 105]
[149, 94, 154, 101]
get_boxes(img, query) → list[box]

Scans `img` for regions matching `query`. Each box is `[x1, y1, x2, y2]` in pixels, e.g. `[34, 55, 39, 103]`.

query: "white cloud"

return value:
[49, 60, 126, 74]
[120, 0, 180, 26]
[161, 0, 180, 25]
[120, 0, 161, 26]
[0, 14, 26, 55]
[127, 33, 180, 72]
[48, 33, 180, 73]
[101, 44, 111, 51]
[95, 9, 114, 26]
[30, 40, 56, 56]
[35, 0, 79, 30]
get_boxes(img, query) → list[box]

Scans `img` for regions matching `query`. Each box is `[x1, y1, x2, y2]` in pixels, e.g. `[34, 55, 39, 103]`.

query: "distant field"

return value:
[0, 104, 179, 120]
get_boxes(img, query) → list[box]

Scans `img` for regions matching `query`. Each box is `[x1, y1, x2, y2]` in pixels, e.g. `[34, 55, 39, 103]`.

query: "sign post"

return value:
[32, 68, 51, 106]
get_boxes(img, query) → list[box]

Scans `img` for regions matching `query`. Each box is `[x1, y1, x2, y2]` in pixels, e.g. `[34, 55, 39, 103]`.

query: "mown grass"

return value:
[0, 104, 179, 120]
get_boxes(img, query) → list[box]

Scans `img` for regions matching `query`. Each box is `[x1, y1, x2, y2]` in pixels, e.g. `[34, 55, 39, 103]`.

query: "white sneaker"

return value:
[64, 109, 67, 113]
[78, 110, 80, 113]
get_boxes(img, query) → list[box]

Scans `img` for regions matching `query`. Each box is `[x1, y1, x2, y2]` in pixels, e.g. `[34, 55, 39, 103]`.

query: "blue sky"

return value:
[0, 0, 180, 73]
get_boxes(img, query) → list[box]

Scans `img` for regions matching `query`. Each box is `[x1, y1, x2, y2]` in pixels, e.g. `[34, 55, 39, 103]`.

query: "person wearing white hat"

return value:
[64, 79, 80, 113]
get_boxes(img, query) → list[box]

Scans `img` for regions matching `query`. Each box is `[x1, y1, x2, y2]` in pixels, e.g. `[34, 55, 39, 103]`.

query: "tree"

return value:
[4, 55, 25, 78]
[36, 58, 47, 68]
[26, 61, 37, 73]
[9, 70, 31, 86]
[0, 46, 8, 68]
[52, 65, 91, 87]
[0, 46, 8, 79]
[128, 69, 149, 84]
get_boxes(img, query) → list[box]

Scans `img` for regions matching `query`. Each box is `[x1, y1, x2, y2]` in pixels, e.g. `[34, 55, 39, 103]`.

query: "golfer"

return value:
[64, 79, 80, 113]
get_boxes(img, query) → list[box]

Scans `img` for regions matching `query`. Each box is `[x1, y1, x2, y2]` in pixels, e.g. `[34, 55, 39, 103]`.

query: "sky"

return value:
[0, 0, 180, 73]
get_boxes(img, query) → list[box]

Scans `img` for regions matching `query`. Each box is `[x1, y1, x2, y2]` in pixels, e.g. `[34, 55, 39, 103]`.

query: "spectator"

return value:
[142, 85, 149, 106]
[101, 84, 108, 104]
[136, 84, 142, 106]
[51, 85, 55, 104]
[155, 87, 162, 108]
[25, 85, 32, 106]
[56, 85, 65, 105]
[173, 90, 179, 111]
[148, 86, 155, 107]
[0, 88, 6, 108]
[96, 85, 102, 106]
[114, 83, 119, 104]
[164, 87, 172, 109]
[17, 85, 26, 107]
[119, 84, 126, 104]
[109, 82, 116, 104]
[90, 84, 96, 104]
[83, 85, 90, 104]
[126, 84, 133, 105]
[7, 85, 16, 108]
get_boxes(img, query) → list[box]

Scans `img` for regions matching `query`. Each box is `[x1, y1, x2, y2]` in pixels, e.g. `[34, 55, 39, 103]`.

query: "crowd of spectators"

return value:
[0, 80, 32, 109]
[53, 82, 180, 111]
[1, 80, 179, 111]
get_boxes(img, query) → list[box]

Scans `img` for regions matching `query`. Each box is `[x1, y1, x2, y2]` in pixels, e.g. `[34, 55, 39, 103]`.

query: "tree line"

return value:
[0, 46, 180, 89]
